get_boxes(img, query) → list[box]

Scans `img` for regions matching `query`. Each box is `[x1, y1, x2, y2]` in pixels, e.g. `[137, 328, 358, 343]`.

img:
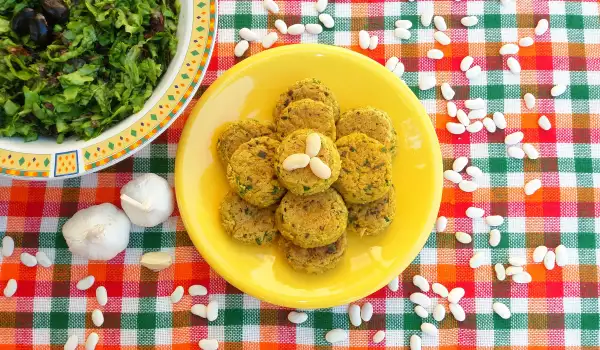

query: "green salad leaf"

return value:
[0, 0, 179, 142]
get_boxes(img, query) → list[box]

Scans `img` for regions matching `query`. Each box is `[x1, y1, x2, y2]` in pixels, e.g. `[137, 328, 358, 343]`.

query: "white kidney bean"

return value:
[409, 292, 431, 307]
[485, 215, 504, 227]
[495, 263, 506, 281]
[434, 31, 451, 46]
[85, 332, 99, 350]
[469, 252, 485, 268]
[64, 335, 78, 350]
[519, 36, 534, 47]
[421, 7, 434, 27]
[414, 305, 428, 318]
[91, 309, 104, 327]
[170, 286, 184, 303]
[505, 266, 523, 276]
[493, 112, 507, 129]
[524, 179, 542, 195]
[287, 311, 308, 324]
[467, 121, 484, 133]
[504, 131, 524, 145]
[522, 143, 539, 159]
[191, 304, 207, 318]
[432, 283, 448, 297]
[449, 303, 466, 322]
[239, 28, 258, 42]
[369, 35, 379, 50]
[413, 275, 430, 292]
[96, 286, 108, 306]
[36, 251, 52, 267]
[3, 279, 17, 297]
[77, 275, 95, 291]
[419, 75, 436, 90]
[388, 276, 399, 292]
[358, 30, 370, 49]
[207, 301, 219, 321]
[441, 83, 455, 100]
[538, 115, 551, 130]
[493, 302, 511, 319]
[509, 257, 526, 267]
[499, 43, 519, 55]
[199, 339, 219, 350]
[395, 19, 412, 29]
[468, 110, 486, 120]
[348, 304, 361, 326]
[524, 93, 536, 109]
[551, 84, 566, 97]
[457, 110, 470, 126]
[512, 271, 532, 283]
[447, 102, 457, 117]
[274, 19, 287, 34]
[508, 146, 525, 159]
[410, 335, 422, 350]
[544, 251, 556, 270]
[535, 19, 549, 36]
[189, 284, 208, 296]
[385, 56, 399, 71]
[319, 13, 335, 28]
[421, 323, 438, 336]
[455, 232, 472, 244]
[393, 62, 405, 78]
[282, 153, 310, 171]
[325, 329, 347, 344]
[465, 98, 484, 110]
[263, 0, 279, 14]
[436, 216, 447, 232]
[555, 245, 568, 267]
[460, 56, 474, 72]
[482, 117, 496, 132]
[466, 65, 482, 80]
[373, 330, 385, 344]
[507, 57, 521, 74]
[20, 252, 37, 267]
[288, 24, 306, 35]
[447, 122, 466, 135]
[444, 170, 462, 184]
[305, 133, 322, 158]
[361, 302, 373, 321]
[394, 28, 411, 40]
[427, 49, 444, 60]
[309, 157, 332, 179]
[533, 245, 548, 263]
[433, 304, 446, 321]
[433, 16, 447, 31]
[261, 32, 278, 48]
[461, 16, 479, 27]
[2, 236, 14, 257]
[306, 23, 323, 35]
[448, 287, 465, 304]
[234, 40, 249, 58]
[466, 207, 484, 218]
[489, 229, 501, 247]
[459, 180, 478, 193]
[453, 157, 468, 172]
[315, 0, 328, 12]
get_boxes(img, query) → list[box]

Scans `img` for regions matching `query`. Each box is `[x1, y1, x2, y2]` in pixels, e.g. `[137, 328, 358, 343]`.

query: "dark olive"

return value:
[11, 8, 35, 35]
[29, 14, 51, 46]
[150, 12, 164, 33]
[41, 0, 69, 24]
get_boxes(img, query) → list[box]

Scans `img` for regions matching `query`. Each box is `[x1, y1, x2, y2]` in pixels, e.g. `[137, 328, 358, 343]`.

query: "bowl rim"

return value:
[176, 43, 443, 308]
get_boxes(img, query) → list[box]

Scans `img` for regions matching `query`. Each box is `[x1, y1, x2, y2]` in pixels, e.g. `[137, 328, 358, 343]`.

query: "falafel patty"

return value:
[276, 188, 348, 248]
[275, 99, 336, 140]
[347, 185, 396, 237]
[336, 107, 397, 156]
[226, 136, 286, 207]
[273, 78, 340, 121]
[220, 192, 278, 245]
[279, 233, 347, 274]
[334, 133, 392, 204]
[276, 129, 341, 196]
[217, 119, 274, 166]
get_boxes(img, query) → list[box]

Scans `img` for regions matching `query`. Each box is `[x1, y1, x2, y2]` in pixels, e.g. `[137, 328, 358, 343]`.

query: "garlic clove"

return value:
[120, 173, 174, 227]
[140, 252, 173, 272]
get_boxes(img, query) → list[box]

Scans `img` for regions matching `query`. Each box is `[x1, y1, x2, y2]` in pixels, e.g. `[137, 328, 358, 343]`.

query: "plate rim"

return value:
[175, 44, 443, 308]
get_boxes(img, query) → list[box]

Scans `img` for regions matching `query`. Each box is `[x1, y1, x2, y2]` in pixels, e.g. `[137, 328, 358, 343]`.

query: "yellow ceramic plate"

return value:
[175, 44, 442, 309]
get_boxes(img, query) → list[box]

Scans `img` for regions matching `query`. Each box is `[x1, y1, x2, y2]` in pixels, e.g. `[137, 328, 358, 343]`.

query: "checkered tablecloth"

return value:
[1, 0, 599, 348]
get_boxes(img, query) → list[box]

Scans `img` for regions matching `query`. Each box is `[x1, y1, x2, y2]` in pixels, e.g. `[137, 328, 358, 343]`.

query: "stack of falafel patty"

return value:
[218, 78, 398, 274]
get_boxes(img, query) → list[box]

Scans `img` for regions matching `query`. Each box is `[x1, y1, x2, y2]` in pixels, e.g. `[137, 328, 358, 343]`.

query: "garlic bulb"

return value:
[120, 173, 174, 227]
[62, 203, 131, 260]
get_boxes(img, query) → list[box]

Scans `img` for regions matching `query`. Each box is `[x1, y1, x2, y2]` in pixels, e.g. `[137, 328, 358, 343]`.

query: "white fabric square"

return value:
[559, 172, 578, 187]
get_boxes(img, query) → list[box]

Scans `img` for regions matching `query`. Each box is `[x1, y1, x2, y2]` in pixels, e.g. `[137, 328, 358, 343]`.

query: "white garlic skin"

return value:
[62, 203, 131, 260]
[120, 173, 174, 227]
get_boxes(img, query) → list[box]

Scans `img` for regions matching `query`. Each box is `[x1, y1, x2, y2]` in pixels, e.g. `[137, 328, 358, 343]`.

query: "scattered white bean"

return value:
[504, 131, 524, 145]
[394, 28, 411, 40]
[436, 216, 448, 232]
[433, 16, 447, 31]
[421, 7, 434, 27]
[551, 84, 567, 97]
[466, 207, 484, 218]
[410, 335, 422, 350]
[282, 153, 310, 171]
[419, 75, 436, 91]
[385, 56, 399, 71]
[508, 146, 525, 159]
[485, 215, 504, 227]
[274, 19, 287, 34]
[441, 83, 455, 100]
[170, 286, 184, 303]
[358, 30, 370, 49]
[77, 275, 95, 291]
[447, 102, 457, 117]
[261, 32, 278, 49]
[469, 252, 485, 268]
[288, 24, 305, 35]
[432, 283, 449, 298]
[319, 13, 335, 29]
[3, 279, 17, 297]
[421, 323, 438, 336]
[388, 276, 400, 292]
[348, 304, 362, 327]
[457, 109, 470, 126]
[433, 304, 446, 321]
[524, 93, 536, 109]
[191, 304, 207, 318]
[522, 143, 539, 160]
[448, 287, 465, 304]
[512, 271, 532, 283]
[453, 157, 468, 172]
[499, 43, 519, 55]
[315, 0, 328, 12]
[460, 56, 474, 72]
[495, 263, 506, 281]
[287, 311, 308, 324]
[493, 302, 511, 319]
[96, 286, 108, 306]
[199, 339, 219, 350]
[392, 62, 405, 78]
[519, 36, 534, 47]
[189, 284, 208, 296]
[207, 301, 219, 321]
[467, 121, 484, 133]
[413, 275, 430, 292]
[309, 157, 332, 180]
[465, 65, 482, 80]
[91, 309, 104, 327]
[20, 252, 37, 267]
[85, 332, 99, 350]
[538, 115, 551, 130]
[524, 179, 542, 196]
[544, 250, 556, 270]
[535, 19, 549, 36]
[489, 229, 501, 247]
[459, 180, 478, 193]
[64, 335, 78, 350]
[234, 40, 249, 58]
[455, 232, 472, 244]
[35, 251, 52, 267]
[507, 57, 521, 74]
[446, 122, 466, 135]
[2, 236, 14, 257]
[465, 98, 484, 110]
[414, 305, 428, 318]
[239, 28, 258, 42]
[444, 170, 462, 184]
[482, 117, 497, 133]
[505, 266, 523, 276]
[493, 112, 507, 129]
[304, 133, 322, 158]
[409, 292, 431, 307]
[368, 35, 379, 50]
[433, 31, 451, 46]
[468, 110, 486, 120]
[509, 257, 526, 267]
[325, 329, 348, 344]
[449, 303, 466, 322]
[395, 19, 412, 29]
[263, 0, 279, 14]
[533, 246, 549, 263]
[373, 330, 386, 344]
[361, 302, 373, 322]
[461, 16, 479, 27]
[306, 23, 323, 35]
